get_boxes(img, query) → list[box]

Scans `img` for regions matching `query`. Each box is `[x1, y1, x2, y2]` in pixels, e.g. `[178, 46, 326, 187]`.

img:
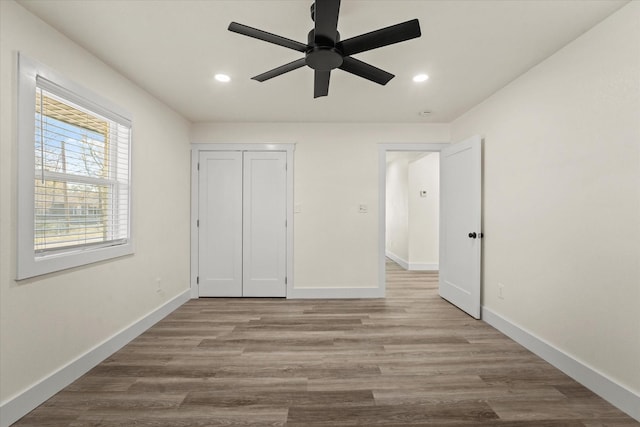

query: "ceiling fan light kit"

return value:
[228, 0, 421, 98]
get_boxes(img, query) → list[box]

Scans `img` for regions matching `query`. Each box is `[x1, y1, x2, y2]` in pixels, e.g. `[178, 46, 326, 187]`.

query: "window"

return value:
[17, 54, 133, 279]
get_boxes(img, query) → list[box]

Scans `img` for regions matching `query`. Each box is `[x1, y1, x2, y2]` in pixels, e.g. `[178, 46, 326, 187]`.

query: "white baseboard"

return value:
[287, 287, 384, 299]
[0, 289, 191, 427]
[408, 262, 438, 271]
[482, 306, 640, 422]
[385, 251, 408, 269]
[385, 251, 438, 271]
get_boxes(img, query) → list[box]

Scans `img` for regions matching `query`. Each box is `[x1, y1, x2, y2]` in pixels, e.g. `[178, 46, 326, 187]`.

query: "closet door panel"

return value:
[242, 151, 287, 297]
[198, 151, 243, 297]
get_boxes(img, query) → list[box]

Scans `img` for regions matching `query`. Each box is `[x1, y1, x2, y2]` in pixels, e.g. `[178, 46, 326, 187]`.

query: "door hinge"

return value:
[197, 162, 200, 171]
[196, 276, 199, 284]
[285, 276, 287, 285]
[197, 219, 200, 227]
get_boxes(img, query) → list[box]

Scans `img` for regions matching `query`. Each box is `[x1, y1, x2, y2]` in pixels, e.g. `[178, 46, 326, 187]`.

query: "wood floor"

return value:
[14, 261, 638, 426]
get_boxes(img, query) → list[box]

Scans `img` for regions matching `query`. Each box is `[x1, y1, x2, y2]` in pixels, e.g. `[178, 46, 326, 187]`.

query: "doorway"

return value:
[377, 143, 447, 295]
[385, 151, 440, 272]
[378, 138, 482, 319]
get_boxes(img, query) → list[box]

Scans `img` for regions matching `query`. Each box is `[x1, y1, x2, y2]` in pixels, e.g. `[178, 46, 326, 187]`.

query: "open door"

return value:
[439, 135, 482, 319]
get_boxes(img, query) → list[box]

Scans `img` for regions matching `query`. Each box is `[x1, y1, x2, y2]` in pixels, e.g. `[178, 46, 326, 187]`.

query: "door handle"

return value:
[468, 232, 477, 239]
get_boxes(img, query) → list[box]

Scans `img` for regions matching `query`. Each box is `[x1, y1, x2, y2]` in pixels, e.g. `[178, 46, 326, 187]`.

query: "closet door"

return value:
[242, 151, 287, 297]
[198, 151, 243, 297]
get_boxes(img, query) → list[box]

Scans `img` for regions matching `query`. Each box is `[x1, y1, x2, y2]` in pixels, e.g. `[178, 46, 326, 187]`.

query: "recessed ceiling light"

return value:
[214, 74, 231, 83]
[413, 74, 429, 83]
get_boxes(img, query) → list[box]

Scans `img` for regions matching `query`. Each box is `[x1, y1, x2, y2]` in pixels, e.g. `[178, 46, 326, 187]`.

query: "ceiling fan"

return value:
[228, 0, 421, 98]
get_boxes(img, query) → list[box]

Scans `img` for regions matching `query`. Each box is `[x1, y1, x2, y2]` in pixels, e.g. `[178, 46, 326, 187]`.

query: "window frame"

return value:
[17, 53, 134, 280]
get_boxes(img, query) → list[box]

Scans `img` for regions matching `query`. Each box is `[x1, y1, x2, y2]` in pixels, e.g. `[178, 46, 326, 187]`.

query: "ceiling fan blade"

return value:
[339, 57, 394, 85]
[252, 58, 307, 82]
[228, 22, 307, 52]
[314, 0, 341, 44]
[337, 19, 421, 56]
[314, 70, 331, 98]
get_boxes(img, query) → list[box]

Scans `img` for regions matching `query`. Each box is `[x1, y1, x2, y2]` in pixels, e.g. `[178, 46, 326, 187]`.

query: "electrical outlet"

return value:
[498, 283, 505, 300]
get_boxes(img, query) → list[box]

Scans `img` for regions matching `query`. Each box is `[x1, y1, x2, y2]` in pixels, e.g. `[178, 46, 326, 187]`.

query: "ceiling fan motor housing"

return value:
[306, 29, 343, 71]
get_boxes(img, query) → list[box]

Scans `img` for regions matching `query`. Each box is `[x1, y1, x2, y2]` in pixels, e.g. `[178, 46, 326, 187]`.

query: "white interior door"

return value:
[242, 152, 287, 297]
[198, 151, 243, 297]
[439, 135, 482, 318]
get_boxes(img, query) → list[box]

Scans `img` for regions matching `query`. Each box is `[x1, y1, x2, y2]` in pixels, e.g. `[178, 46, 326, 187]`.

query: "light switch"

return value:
[295, 203, 302, 213]
[420, 190, 427, 198]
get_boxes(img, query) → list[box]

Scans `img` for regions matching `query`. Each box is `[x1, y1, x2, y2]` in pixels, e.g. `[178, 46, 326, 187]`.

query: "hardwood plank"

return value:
[373, 384, 568, 405]
[42, 391, 186, 410]
[286, 401, 499, 426]
[488, 398, 634, 421]
[181, 389, 375, 408]
[72, 407, 288, 427]
[10, 408, 82, 427]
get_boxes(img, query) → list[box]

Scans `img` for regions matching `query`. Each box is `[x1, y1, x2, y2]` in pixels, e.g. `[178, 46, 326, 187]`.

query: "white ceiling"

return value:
[18, 0, 628, 123]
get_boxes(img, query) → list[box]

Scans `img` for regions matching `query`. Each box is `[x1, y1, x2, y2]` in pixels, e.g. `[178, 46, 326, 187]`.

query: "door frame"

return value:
[190, 143, 295, 299]
[378, 143, 449, 295]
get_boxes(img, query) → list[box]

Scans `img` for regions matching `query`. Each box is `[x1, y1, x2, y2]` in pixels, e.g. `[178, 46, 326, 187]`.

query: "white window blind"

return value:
[33, 77, 131, 256]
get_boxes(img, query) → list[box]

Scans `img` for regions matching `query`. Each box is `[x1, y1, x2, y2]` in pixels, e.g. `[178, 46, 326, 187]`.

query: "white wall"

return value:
[408, 153, 439, 268]
[0, 0, 191, 409]
[451, 1, 640, 397]
[385, 157, 409, 263]
[191, 123, 450, 290]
